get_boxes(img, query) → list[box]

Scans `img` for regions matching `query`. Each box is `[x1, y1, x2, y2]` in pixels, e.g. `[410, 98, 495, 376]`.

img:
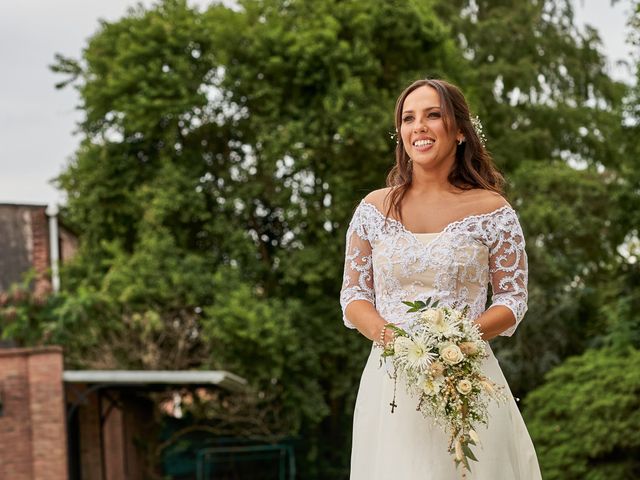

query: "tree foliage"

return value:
[524, 347, 640, 480]
[38, 0, 455, 475]
[1, 0, 638, 477]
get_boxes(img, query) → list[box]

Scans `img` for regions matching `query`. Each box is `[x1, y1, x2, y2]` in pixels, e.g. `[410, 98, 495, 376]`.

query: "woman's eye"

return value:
[402, 116, 413, 122]
[428, 112, 441, 119]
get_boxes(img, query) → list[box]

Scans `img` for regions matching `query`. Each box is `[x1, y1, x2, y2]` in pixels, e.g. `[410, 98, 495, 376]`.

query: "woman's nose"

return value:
[414, 121, 428, 133]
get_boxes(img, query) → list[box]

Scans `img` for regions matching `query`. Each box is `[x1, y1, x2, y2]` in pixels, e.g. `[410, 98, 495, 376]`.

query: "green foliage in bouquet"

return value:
[524, 347, 640, 480]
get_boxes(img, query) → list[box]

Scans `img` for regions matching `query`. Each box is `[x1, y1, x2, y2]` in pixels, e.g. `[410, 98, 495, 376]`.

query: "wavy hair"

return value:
[384, 79, 505, 221]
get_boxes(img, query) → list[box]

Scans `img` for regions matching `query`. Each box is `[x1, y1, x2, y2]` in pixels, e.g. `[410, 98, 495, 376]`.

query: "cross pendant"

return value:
[390, 400, 397, 413]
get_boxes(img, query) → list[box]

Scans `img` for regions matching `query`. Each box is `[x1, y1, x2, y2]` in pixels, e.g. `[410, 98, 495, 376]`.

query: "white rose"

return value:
[393, 336, 414, 354]
[456, 379, 473, 395]
[439, 343, 464, 365]
[421, 308, 444, 324]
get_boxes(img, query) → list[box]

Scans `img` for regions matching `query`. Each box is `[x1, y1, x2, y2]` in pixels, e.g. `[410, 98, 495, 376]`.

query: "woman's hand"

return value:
[474, 305, 517, 340]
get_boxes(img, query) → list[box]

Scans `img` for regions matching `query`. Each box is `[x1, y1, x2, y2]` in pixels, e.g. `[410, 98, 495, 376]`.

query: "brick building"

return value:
[0, 203, 78, 297]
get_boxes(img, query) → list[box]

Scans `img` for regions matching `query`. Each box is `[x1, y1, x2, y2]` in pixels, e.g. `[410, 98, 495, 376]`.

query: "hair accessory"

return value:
[471, 115, 486, 147]
[389, 129, 399, 145]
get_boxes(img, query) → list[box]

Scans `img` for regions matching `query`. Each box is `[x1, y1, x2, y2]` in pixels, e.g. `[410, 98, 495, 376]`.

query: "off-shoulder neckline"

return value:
[359, 199, 514, 236]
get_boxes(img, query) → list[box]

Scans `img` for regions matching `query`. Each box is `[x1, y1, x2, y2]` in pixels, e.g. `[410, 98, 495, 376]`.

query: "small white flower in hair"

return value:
[471, 115, 487, 147]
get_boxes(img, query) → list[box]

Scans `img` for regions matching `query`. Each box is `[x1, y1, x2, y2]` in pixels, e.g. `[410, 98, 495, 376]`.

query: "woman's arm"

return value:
[474, 305, 516, 341]
[345, 300, 394, 346]
[479, 207, 529, 338]
[340, 201, 394, 346]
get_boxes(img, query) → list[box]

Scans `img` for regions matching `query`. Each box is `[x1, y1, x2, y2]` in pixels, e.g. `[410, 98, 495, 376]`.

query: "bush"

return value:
[524, 347, 640, 480]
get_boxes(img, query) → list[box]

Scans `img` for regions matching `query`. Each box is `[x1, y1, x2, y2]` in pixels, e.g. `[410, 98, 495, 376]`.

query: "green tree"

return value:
[2, 0, 637, 477]
[603, 0, 640, 351]
[43, 0, 454, 476]
[524, 347, 640, 479]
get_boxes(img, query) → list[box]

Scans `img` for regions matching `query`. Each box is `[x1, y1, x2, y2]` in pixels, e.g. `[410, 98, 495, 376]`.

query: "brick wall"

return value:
[29, 207, 52, 298]
[0, 347, 68, 480]
[0, 204, 37, 292]
[59, 225, 79, 264]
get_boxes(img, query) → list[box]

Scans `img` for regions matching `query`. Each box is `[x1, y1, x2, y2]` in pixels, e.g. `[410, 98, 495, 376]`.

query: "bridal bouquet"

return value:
[380, 298, 507, 475]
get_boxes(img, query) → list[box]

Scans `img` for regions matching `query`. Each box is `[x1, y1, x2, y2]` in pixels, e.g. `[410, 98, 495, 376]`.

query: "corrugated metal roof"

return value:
[63, 370, 247, 392]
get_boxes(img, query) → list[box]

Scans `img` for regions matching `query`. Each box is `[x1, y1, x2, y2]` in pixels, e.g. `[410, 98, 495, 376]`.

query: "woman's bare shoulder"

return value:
[363, 187, 395, 211]
[465, 189, 511, 213]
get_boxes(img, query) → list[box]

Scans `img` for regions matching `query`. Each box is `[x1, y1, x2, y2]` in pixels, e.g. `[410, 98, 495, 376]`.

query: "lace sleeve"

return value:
[340, 202, 375, 329]
[487, 208, 528, 337]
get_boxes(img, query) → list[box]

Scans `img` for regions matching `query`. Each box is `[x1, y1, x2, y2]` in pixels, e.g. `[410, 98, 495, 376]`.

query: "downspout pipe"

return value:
[45, 204, 60, 293]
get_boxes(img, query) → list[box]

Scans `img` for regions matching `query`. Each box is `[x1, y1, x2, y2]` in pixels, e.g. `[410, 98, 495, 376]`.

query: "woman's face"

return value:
[399, 85, 460, 169]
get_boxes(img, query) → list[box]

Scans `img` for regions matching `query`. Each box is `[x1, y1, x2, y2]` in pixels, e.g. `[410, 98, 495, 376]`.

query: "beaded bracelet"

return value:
[376, 323, 390, 348]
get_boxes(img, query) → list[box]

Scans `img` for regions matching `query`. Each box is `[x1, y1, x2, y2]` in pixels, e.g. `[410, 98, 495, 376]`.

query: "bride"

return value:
[340, 79, 543, 479]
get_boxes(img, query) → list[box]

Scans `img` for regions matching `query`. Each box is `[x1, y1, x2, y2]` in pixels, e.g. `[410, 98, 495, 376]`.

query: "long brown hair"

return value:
[384, 79, 505, 221]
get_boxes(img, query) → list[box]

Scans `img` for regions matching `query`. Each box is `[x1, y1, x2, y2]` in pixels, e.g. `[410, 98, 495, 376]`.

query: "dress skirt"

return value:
[350, 343, 543, 480]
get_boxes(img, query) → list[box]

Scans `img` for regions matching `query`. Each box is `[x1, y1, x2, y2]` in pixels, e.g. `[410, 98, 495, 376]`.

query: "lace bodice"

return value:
[340, 199, 528, 337]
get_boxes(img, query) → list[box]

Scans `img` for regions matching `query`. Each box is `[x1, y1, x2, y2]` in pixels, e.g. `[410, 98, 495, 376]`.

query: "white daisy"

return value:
[394, 335, 436, 371]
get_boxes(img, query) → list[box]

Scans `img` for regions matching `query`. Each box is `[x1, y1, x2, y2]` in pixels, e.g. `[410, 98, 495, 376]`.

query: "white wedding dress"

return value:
[340, 199, 542, 479]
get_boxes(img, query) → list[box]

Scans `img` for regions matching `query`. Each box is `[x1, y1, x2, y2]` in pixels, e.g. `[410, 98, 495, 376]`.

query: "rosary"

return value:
[389, 365, 399, 413]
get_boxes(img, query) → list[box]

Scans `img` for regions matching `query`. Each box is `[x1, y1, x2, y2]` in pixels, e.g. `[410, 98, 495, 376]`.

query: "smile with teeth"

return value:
[413, 139, 435, 147]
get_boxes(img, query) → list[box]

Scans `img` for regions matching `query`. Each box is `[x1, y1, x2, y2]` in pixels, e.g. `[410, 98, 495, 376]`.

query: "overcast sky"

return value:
[0, 0, 635, 206]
